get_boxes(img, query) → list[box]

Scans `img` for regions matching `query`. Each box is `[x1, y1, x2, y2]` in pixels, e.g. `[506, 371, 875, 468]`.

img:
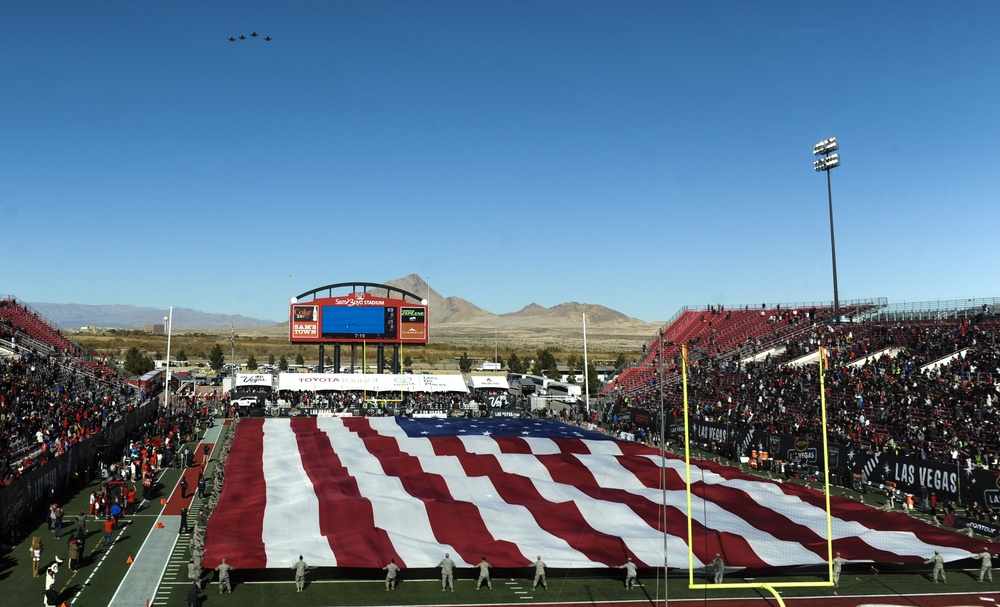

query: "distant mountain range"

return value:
[26, 303, 275, 330]
[28, 274, 658, 330]
[381, 275, 654, 328]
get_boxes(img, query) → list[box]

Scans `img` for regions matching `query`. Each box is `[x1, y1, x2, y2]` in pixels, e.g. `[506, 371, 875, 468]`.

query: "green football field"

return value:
[3, 423, 996, 607]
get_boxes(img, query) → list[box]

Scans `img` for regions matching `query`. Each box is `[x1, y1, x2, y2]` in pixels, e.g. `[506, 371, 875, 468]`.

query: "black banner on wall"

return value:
[677, 417, 999, 508]
[0, 401, 157, 538]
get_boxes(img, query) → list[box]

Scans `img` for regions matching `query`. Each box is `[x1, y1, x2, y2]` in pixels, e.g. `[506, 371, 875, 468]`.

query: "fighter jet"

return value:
[251, 32, 259, 38]
[228, 37, 236, 42]
[264, 36, 272, 42]
[238, 34, 246, 40]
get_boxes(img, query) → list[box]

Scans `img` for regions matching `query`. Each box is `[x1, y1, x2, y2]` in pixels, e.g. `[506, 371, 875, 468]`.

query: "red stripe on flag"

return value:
[293, 417, 398, 567]
[600, 451, 769, 568]
[432, 435, 635, 567]
[343, 418, 528, 567]
[204, 419, 267, 569]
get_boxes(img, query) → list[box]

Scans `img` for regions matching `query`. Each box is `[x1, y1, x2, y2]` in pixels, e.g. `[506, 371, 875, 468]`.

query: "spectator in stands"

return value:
[611, 313, 1000, 469]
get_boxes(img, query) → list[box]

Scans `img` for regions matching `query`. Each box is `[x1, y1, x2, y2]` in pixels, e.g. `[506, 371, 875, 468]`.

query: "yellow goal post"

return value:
[681, 344, 836, 607]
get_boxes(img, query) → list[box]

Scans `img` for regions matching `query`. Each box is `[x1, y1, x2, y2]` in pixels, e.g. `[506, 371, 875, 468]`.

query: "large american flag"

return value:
[202, 417, 981, 570]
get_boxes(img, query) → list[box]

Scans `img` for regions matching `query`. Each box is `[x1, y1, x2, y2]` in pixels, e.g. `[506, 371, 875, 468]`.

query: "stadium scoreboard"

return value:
[289, 293, 428, 344]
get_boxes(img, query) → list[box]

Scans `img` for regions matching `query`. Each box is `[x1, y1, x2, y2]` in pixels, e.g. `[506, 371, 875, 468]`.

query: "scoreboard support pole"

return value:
[318, 344, 325, 372]
[333, 346, 341, 374]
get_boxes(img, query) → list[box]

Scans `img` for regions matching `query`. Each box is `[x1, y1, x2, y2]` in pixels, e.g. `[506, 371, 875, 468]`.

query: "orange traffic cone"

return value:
[126, 555, 134, 564]
[156, 522, 164, 529]
[160, 498, 167, 505]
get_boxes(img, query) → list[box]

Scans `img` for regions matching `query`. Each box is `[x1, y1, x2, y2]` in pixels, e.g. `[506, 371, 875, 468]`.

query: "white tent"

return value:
[468, 375, 510, 390]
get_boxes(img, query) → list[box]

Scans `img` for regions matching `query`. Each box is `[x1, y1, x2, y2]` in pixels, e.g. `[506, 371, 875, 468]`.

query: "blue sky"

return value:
[2, 1, 998, 324]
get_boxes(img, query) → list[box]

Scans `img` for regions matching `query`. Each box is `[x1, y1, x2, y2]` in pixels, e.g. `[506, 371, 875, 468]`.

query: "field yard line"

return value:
[104, 466, 183, 607]
[64, 518, 131, 605]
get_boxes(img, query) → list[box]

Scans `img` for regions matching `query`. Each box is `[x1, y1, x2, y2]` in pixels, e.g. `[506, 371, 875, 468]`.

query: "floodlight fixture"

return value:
[813, 137, 839, 156]
[814, 154, 840, 172]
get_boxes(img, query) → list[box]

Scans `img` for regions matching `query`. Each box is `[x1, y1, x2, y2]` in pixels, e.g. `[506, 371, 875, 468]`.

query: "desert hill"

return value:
[382, 275, 660, 350]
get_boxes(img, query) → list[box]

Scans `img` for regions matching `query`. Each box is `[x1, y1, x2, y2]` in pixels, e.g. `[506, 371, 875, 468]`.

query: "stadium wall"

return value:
[0, 400, 158, 539]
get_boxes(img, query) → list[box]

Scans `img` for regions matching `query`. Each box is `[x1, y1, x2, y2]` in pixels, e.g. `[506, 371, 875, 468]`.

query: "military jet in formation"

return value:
[228, 32, 272, 42]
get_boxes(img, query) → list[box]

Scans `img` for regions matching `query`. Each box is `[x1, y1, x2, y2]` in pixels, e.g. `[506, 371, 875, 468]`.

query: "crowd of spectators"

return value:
[268, 389, 473, 415]
[607, 311, 1000, 470]
[1, 348, 144, 485]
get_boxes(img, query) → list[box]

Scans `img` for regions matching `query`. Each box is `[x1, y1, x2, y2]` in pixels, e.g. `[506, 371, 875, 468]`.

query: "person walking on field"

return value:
[438, 553, 455, 591]
[384, 558, 400, 590]
[30, 536, 43, 577]
[293, 556, 310, 592]
[75, 511, 87, 538]
[188, 558, 203, 590]
[215, 557, 234, 594]
[476, 557, 492, 590]
[973, 548, 993, 583]
[925, 551, 946, 583]
[532, 556, 547, 590]
[712, 553, 725, 584]
[67, 536, 80, 572]
[102, 516, 114, 546]
[619, 557, 638, 589]
[832, 552, 845, 588]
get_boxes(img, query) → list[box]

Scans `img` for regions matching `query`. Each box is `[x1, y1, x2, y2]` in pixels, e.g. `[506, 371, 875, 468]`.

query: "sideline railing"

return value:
[866, 297, 1000, 322]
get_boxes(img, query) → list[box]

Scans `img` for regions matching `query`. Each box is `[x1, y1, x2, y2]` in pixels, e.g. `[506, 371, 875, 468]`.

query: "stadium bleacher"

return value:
[605, 300, 1000, 467]
[0, 299, 139, 485]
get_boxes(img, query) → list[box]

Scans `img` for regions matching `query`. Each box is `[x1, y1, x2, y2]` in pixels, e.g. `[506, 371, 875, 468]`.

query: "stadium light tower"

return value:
[813, 137, 841, 322]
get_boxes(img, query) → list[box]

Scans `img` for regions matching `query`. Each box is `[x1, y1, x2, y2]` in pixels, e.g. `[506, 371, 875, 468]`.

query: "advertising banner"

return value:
[236, 373, 276, 388]
[278, 373, 469, 394]
[290, 305, 319, 339]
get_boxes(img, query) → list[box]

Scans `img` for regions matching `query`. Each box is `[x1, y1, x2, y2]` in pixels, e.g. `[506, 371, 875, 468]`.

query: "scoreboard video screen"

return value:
[289, 293, 427, 345]
[321, 305, 395, 340]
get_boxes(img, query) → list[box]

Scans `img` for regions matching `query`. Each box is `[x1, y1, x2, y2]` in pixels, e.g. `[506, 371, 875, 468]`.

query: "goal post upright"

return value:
[819, 345, 835, 584]
[681, 344, 696, 585]
[682, 343, 836, 606]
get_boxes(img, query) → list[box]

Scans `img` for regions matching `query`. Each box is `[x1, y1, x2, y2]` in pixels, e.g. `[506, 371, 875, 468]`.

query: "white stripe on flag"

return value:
[362, 418, 609, 568]
[491, 451, 679, 567]
[202, 417, 985, 570]
[262, 419, 337, 566]
[318, 417, 465, 565]
[685, 461, 972, 562]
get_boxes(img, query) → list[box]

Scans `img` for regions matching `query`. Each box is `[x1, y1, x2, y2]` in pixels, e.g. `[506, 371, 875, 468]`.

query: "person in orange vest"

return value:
[127, 485, 137, 514]
[102, 516, 114, 546]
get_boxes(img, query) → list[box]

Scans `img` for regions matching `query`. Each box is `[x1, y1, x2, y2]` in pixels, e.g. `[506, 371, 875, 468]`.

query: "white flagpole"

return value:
[582, 312, 589, 416]
[230, 318, 236, 373]
[164, 306, 173, 413]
